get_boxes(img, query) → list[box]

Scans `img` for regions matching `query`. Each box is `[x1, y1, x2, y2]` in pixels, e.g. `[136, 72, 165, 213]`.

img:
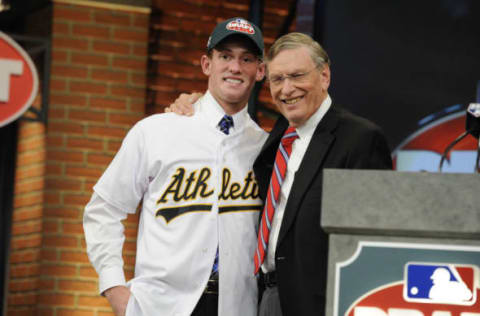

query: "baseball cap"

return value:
[207, 17, 264, 57]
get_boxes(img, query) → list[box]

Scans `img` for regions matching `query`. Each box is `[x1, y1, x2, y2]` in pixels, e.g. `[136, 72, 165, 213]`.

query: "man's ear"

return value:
[320, 64, 331, 91]
[256, 61, 266, 82]
[201, 55, 211, 76]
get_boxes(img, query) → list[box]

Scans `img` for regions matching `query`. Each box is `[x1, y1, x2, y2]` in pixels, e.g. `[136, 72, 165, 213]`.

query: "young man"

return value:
[83, 18, 267, 316]
[169, 32, 393, 316]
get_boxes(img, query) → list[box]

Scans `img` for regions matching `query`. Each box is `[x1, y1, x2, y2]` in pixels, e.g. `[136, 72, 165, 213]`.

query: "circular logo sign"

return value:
[0, 31, 39, 127]
[393, 105, 477, 173]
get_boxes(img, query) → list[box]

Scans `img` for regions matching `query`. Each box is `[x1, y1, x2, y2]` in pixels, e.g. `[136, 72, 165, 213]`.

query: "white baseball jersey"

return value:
[84, 91, 268, 316]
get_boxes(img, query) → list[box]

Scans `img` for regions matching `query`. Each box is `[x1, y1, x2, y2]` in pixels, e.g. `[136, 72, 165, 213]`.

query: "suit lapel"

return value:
[259, 118, 288, 159]
[277, 106, 340, 246]
[253, 118, 288, 199]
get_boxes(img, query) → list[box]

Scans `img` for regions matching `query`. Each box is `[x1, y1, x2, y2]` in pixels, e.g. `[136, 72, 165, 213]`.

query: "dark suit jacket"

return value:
[253, 104, 393, 315]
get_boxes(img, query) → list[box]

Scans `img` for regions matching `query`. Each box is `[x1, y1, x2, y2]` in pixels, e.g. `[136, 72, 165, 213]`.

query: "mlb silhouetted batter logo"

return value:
[405, 263, 475, 305]
[348, 261, 480, 316]
[429, 268, 472, 302]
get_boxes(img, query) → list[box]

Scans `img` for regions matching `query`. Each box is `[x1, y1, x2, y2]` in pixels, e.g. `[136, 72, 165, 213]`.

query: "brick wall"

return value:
[8, 97, 46, 316]
[7, 0, 150, 314]
[42, 1, 149, 314]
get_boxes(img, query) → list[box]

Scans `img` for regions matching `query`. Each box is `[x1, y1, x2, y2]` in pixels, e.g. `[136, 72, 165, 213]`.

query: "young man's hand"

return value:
[104, 285, 131, 316]
[165, 92, 203, 116]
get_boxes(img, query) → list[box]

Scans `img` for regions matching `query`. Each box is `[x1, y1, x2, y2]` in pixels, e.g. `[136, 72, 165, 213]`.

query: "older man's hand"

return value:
[165, 92, 203, 116]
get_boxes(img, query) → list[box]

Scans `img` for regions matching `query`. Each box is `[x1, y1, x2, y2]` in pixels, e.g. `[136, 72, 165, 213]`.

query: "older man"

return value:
[169, 32, 392, 315]
[253, 32, 392, 316]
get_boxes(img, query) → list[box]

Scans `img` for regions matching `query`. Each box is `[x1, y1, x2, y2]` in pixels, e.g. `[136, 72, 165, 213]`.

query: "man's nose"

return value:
[228, 58, 242, 73]
[280, 77, 295, 95]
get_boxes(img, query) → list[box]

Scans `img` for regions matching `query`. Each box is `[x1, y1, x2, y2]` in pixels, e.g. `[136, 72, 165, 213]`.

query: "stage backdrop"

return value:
[322, 0, 479, 172]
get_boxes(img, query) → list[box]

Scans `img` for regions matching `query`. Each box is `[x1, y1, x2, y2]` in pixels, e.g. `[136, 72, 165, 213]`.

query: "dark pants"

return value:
[258, 286, 283, 316]
[191, 293, 218, 316]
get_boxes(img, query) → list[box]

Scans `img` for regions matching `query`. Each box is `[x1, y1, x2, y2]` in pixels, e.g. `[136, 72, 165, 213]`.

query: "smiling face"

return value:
[267, 46, 330, 127]
[201, 36, 265, 115]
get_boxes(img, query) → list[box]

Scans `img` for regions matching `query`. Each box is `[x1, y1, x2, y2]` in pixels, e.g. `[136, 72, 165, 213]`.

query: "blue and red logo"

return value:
[347, 263, 480, 315]
[346, 263, 480, 315]
[336, 242, 480, 316]
[404, 263, 477, 306]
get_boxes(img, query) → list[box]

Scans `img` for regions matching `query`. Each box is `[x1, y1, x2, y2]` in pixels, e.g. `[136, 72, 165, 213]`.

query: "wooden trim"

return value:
[53, 0, 151, 14]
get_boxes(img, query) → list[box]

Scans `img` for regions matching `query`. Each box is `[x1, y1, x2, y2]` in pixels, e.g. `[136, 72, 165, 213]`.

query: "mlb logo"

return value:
[404, 262, 478, 305]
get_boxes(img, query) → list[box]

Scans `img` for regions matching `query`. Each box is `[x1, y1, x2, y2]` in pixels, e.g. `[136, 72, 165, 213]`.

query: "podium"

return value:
[321, 169, 480, 316]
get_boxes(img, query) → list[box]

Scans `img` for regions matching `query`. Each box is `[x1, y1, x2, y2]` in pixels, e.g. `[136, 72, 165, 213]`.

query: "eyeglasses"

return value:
[267, 65, 320, 87]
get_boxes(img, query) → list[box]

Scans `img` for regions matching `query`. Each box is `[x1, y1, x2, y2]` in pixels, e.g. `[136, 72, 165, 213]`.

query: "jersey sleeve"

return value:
[93, 123, 149, 213]
[83, 192, 128, 294]
[85, 123, 150, 293]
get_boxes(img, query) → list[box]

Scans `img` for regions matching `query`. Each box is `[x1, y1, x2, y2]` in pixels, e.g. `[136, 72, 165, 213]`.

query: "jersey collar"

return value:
[198, 90, 248, 134]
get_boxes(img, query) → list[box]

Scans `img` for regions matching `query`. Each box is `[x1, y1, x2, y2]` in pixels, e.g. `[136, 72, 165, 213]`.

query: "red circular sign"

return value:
[0, 31, 39, 127]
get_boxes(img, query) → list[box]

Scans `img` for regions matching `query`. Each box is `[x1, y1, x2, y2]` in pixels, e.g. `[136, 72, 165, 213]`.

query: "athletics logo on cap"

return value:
[226, 18, 255, 35]
[207, 17, 264, 57]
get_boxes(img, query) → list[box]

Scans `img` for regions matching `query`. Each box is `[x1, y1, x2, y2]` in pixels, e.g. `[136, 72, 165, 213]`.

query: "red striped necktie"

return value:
[254, 126, 298, 274]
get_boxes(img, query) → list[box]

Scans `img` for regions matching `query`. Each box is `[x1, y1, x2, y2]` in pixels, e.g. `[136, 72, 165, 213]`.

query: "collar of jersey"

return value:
[197, 90, 248, 134]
